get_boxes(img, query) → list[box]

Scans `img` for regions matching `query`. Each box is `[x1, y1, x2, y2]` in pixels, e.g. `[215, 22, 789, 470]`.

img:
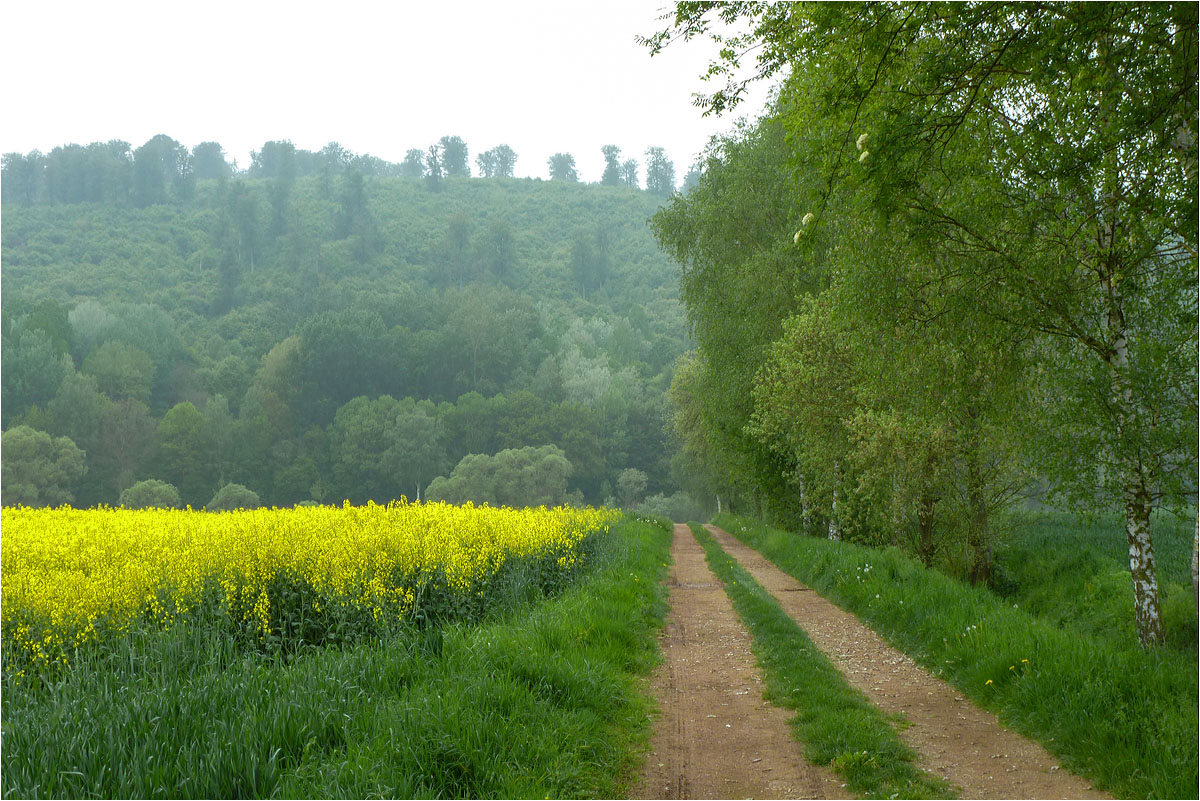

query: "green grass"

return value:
[689, 523, 955, 799]
[0, 516, 672, 799]
[991, 509, 1197, 650]
[715, 513, 1199, 800]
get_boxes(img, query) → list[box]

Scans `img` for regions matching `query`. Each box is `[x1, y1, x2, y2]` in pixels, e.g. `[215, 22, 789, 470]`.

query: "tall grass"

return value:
[1, 517, 672, 799]
[689, 524, 954, 799]
[991, 509, 1197, 649]
[715, 513, 1199, 799]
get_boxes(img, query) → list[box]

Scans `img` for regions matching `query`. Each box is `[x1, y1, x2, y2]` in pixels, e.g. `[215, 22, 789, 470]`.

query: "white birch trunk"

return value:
[1124, 485, 1163, 647]
[797, 473, 812, 530]
[1108, 275, 1164, 646]
[828, 463, 842, 541]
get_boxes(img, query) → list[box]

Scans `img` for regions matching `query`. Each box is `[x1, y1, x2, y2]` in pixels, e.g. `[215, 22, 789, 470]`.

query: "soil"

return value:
[630, 524, 852, 800]
[686, 523, 1112, 800]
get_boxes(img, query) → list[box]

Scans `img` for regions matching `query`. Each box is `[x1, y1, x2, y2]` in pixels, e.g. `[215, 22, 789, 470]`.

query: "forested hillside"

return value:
[1, 136, 693, 512]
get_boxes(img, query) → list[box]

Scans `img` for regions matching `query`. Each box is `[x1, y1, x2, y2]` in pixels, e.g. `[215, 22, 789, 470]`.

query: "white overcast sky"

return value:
[1, 0, 772, 184]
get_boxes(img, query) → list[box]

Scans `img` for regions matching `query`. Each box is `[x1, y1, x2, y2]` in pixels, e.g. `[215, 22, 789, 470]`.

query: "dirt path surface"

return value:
[631, 524, 850, 800]
[704, 524, 1111, 800]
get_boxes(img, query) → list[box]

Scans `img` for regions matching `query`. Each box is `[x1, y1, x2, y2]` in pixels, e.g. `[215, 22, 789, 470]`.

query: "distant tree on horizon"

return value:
[192, 142, 231, 181]
[548, 152, 578, 181]
[645, 146, 676, 195]
[439, 135, 470, 177]
[477, 144, 518, 178]
[600, 145, 622, 186]
[133, 134, 190, 207]
[620, 159, 639, 189]
[400, 148, 425, 178]
[426, 144, 443, 190]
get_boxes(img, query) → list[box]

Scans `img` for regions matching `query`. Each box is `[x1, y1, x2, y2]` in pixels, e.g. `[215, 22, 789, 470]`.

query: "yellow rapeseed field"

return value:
[1, 501, 618, 672]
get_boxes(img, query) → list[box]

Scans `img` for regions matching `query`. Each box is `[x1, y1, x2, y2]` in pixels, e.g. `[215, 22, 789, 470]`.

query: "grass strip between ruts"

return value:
[688, 523, 955, 799]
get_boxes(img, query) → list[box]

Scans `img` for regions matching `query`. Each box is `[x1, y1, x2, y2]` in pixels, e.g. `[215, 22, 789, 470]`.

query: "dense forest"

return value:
[1, 134, 702, 517]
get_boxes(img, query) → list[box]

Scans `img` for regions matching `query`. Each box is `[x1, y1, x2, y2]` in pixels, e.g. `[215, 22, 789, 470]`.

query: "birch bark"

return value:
[1103, 224, 1164, 646]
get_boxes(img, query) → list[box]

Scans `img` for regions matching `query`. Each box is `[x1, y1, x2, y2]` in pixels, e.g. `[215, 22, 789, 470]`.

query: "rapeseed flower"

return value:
[2, 502, 617, 671]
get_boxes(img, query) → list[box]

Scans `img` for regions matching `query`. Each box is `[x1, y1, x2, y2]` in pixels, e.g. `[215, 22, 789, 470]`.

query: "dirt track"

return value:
[631, 523, 1111, 800]
[631, 524, 849, 799]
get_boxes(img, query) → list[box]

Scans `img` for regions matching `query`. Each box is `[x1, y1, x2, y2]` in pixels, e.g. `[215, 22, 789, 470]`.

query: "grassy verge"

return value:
[689, 523, 954, 799]
[1, 516, 672, 799]
[715, 513, 1199, 799]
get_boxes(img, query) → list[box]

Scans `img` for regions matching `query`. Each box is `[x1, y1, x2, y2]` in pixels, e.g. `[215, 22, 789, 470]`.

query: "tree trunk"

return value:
[1106, 271, 1164, 647]
[966, 475, 992, 585]
[828, 497, 841, 540]
[828, 463, 842, 541]
[964, 408, 992, 585]
[1125, 482, 1164, 646]
[797, 473, 812, 533]
[916, 492, 937, 568]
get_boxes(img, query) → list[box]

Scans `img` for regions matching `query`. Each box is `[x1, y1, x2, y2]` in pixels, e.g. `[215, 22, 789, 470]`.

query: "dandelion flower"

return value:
[985, 679, 993, 685]
[856, 132, 869, 151]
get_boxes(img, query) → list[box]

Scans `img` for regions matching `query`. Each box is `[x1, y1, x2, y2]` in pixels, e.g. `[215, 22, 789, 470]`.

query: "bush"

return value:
[119, 479, 181, 509]
[207, 483, 260, 512]
[634, 491, 706, 523]
[427, 446, 572, 508]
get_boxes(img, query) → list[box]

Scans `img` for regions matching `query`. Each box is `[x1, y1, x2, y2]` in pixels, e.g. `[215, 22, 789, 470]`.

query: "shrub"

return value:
[427, 446, 572, 508]
[207, 483, 260, 511]
[119, 479, 181, 509]
[635, 491, 706, 523]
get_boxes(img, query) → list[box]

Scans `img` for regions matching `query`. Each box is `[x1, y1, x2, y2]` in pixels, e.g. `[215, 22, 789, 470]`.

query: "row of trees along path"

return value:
[633, 523, 1109, 800]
